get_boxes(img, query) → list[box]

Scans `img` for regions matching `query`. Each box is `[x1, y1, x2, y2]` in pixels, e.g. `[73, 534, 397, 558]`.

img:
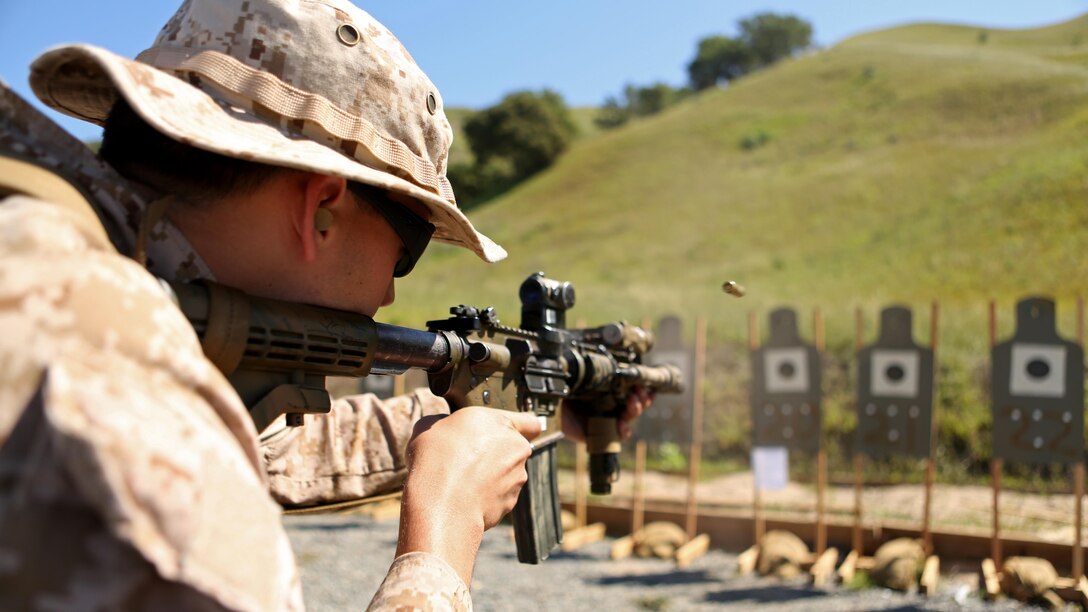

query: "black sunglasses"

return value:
[347, 183, 436, 277]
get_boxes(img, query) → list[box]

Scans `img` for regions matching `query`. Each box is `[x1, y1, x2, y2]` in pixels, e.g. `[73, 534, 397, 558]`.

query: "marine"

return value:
[0, 0, 652, 609]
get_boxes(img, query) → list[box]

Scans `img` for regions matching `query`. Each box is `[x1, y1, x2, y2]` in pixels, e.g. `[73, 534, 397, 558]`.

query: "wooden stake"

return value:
[989, 299, 1002, 569]
[562, 523, 606, 551]
[749, 310, 765, 545]
[393, 373, 406, 397]
[920, 555, 940, 596]
[814, 307, 827, 556]
[810, 547, 840, 586]
[685, 316, 707, 540]
[852, 306, 864, 556]
[838, 549, 859, 584]
[738, 544, 760, 575]
[575, 444, 587, 529]
[923, 301, 940, 555]
[675, 534, 711, 568]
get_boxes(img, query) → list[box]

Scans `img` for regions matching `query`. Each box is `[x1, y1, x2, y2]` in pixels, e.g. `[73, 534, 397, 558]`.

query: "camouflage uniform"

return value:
[0, 0, 485, 606]
[0, 193, 469, 610]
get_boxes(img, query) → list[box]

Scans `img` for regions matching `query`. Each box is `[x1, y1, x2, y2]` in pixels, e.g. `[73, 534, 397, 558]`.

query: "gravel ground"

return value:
[285, 513, 1031, 611]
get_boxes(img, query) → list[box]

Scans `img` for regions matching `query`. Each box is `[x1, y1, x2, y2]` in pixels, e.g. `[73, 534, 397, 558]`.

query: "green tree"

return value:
[446, 158, 516, 211]
[738, 12, 813, 68]
[595, 83, 690, 129]
[594, 95, 631, 129]
[463, 89, 577, 180]
[687, 35, 754, 91]
[626, 82, 688, 117]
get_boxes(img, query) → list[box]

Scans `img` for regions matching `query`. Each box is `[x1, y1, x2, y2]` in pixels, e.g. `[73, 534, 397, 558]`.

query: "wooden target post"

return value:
[923, 302, 940, 556]
[989, 299, 1002, 573]
[610, 440, 648, 560]
[684, 316, 707, 540]
[851, 307, 865, 557]
[745, 307, 827, 577]
[677, 316, 711, 568]
[841, 303, 939, 592]
[748, 311, 765, 547]
[1076, 296, 1085, 581]
[633, 440, 647, 537]
[562, 439, 607, 551]
[562, 319, 607, 552]
[604, 320, 652, 557]
[814, 308, 827, 557]
[985, 297, 1086, 601]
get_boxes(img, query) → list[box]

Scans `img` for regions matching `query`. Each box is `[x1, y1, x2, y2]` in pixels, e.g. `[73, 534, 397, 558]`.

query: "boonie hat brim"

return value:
[29, 44, 507, 263]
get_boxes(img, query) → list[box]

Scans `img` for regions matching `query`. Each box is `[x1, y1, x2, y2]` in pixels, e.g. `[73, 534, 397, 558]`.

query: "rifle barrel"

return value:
[372, 323, 450, 374]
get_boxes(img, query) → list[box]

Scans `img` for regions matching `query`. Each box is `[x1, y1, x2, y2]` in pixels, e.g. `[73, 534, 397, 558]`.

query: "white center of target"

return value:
[783, 427, 794, 439]
[1032, 409, 1042, 422]
[1034, 437, 1044, 449]
[764, 348, 809, 393]
[1011, 409, 1021, 422]
[1064, 412, 1073, 423]
[866, 403, 876, 415]
[800, 403, 811, 416]
[888, 430, 900, 442]
[871, 349, 921, 398]
[1010, 343, 1066, 398]
[888, 404, 898, 417]
[909, 405, 920, 419]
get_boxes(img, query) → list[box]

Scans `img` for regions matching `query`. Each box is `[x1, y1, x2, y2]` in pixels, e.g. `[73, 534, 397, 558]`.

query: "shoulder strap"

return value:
[0, 80, 147, 255]
[0, 152, 116, 253]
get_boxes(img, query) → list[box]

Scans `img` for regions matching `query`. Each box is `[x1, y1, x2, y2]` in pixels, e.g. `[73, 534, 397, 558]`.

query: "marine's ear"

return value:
[294, 173, 348, 263]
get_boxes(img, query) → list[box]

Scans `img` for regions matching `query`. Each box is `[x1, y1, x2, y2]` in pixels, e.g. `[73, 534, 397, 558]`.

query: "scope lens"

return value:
[519, 278, 544, 306]
[559, 283, 576, 309]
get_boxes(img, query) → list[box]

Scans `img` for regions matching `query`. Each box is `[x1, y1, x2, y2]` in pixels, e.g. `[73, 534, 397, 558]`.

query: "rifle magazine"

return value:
[511, 434, 564, 563]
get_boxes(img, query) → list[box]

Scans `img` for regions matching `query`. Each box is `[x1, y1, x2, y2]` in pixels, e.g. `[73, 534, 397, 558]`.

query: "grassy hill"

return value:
[388, 15, 1088, 477]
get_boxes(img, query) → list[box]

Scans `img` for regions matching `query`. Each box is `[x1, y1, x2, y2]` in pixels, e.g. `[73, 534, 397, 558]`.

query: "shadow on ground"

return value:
[592, 569, 719, 587]
[706, 583, 828, 604]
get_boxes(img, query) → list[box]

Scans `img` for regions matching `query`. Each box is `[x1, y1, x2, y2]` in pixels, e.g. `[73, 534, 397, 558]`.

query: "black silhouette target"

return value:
[750, 308, 822, 452]
[636, 315, 694, 445]
[856, 307, 934, 459]
[991, 297, 1084, 465]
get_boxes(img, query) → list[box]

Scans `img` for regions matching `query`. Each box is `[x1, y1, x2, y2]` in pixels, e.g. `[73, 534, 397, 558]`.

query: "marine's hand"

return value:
[617, 385, 654, 441]
[396, 406, 541, 584]
[561, 386, 655, 442]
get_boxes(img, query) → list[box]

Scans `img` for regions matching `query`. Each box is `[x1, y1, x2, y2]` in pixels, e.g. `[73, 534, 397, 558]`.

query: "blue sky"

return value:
[2, 1, 1085, 140]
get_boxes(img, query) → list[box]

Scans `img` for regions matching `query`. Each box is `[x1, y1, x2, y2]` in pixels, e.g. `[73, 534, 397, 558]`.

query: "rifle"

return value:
[171, 272, 683, 563]
[0, 83, 684, 564]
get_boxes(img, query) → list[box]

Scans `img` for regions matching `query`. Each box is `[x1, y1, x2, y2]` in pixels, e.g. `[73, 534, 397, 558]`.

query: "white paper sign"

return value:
[752, 446, 789, 491]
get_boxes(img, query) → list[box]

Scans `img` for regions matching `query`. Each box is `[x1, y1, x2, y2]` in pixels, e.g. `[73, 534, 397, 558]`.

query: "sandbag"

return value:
[757, 530, 809, 578]
[1001, 556, 1058, 601]
[560, 510, 578, 532]
[635, 521, 688, 559]
[870, 538, 926, 591]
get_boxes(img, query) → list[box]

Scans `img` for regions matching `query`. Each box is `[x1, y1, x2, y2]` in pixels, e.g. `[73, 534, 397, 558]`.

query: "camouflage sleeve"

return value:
[261, 388, 449, 506]
[0, 196, 304, 611]
[367, 552, 472, 611]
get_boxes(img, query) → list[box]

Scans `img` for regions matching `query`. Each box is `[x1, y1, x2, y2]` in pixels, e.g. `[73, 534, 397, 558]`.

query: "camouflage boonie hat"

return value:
[28, 0, 506, 263]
